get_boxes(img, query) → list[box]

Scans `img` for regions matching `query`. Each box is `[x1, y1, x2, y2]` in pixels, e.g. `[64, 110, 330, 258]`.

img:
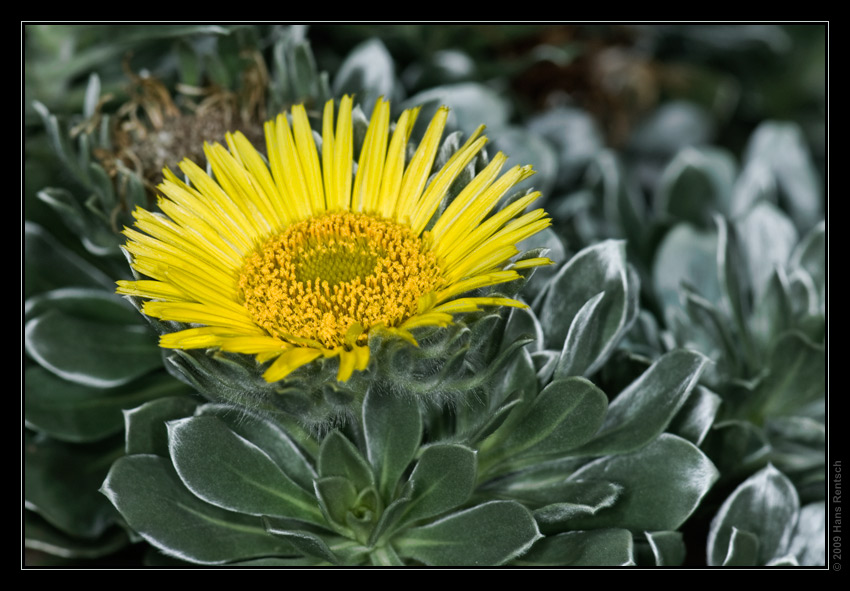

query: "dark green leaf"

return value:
[655, 146, 736, 227]
[318, 430, 374, 491]
[395, 501, 541, 566]
[653, 223, 719, 316]
[721, 527, 760, 566]
[168, 416, 324, 525]
[532, 480, 622, 532]
[24, 222, 114, 297]
[752, 332, 825, 419]
[25, 366, 190, 443]
[707, 464, 799, 566]
[567, 434, 718, 531]
[515, 529, 634, 566]
[488, 377, 607, 465]
[401, 444, 477, 525]
[26, 309, 161, 388]
[363, 386, 422, 501]
[263, 517, 339, 564]
[196, 404, 316, 492]
[576, 350, 709, 455]
[644, 531, 686, 566]
[102, 454, 293, 564]
[314, 476, 358, 531]
[538, 240, 630, 351]
[25, 431, 122, 539]
[124, 396, 200, 457]
[24, 510, 129, 560]
[670, 386, 722, 446]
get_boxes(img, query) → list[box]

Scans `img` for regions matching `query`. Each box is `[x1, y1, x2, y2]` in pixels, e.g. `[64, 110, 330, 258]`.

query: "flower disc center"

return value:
[239, 212, 443, 348]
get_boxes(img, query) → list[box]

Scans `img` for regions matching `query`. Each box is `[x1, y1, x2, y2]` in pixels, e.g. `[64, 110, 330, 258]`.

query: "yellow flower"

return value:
[117, 97, 551, 383]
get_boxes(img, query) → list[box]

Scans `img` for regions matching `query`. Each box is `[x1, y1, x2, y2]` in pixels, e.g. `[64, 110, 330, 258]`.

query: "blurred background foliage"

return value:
[23, 23, 827, 567]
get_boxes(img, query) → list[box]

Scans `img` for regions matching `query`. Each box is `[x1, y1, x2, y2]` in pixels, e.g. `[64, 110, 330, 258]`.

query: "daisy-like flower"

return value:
[117, 97, 551, 384]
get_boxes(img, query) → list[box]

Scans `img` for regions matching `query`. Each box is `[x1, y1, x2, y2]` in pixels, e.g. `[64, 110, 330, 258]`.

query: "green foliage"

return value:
[26, 24, 826, 567]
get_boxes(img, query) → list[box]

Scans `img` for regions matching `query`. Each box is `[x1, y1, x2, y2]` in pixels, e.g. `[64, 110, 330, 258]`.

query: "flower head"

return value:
[117, 97, 551, 383]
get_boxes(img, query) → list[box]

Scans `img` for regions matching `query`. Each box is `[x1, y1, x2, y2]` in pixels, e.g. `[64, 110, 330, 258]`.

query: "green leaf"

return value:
[363, 386, 422, 501]
[538, 240, 631, 352]
[786, 502, 825, 566]
[703, 419, 771, 477]
[196, 404, 316, 492]
[405, 82, 510, 138]
[124, 396, 200, 457]
[486, 377, 607, 466]
[102, 454, 293, 565]
[751, 332, 825, 419]
[731, 160, 777, 218]
[737, 202, 798, 300]
[721, 527, 760, 566]
[318, 430, 374, 491]
[26, 308, 161, 388]
[24, 222, 114, 297]
[314, 476, 358, 531]
[24, 430, 122, 539]
[25, 366, 190, 443]
[744, 122, 822, 231]
[514, 529, 634, 566]
[669, 386, 722, 446]
[644, 531, 686, 566]
[707, 464, 800, 566]
[532, 480, 622, 532]
[24, 509, 129, 560]
[653, 223, 719, 317]
[566, 434, 719, 531]
[395, 501, 541, 566]
[263, 517, 340, 564]
[576, 350, 709, 456]
[333, 38, 396, 112]
[789, 221, 825, 308]
[401, 444, 477, 525]
[750, 268, 793, 350]
[168, 416, 324, 525]
[656, 146, 736, 228]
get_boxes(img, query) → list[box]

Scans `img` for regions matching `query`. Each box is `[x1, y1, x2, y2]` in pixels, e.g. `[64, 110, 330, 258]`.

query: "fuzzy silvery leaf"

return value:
[744, 122, 823, 231]
[786, 502, 826, 566]
[514, 529, 635, 566]
[318, 430, 374, 492]
[736, 201, 798, 301]
[404, 82, 511, 138]
[653, 223, 719, 317]
[333, 39, 397, 114]
[789, 221, 825, 309]
[566, 434, 719, 531]
[655, 146, 736, 228]
[363, 386, 422, 501]
[538, 240, 634, 354]
[195, 404, 316, 491]
[102, 454, 293, 564]
[168, 416, 324, 525]
[481, 377, 607, 473]
[531, 480, 622, 532]
[575, 349, 709, 456]
[400, 444, 477, 525]
[395, 501, 541, 566]
[707, 464, 800, 566]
